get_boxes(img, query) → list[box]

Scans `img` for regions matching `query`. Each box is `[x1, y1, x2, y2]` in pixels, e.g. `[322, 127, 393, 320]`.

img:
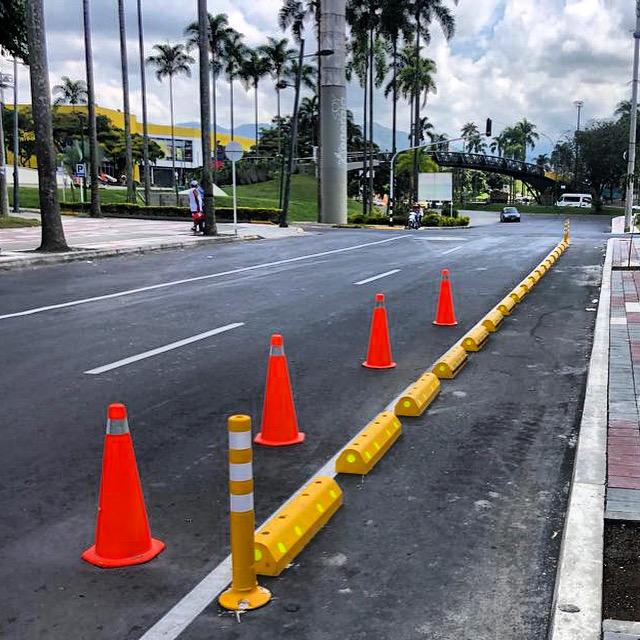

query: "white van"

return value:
[556, 193, 592, 208]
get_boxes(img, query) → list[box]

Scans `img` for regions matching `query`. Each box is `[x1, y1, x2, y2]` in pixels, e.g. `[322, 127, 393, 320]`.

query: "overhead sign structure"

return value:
[224, 142, 244, 235]
[76, 163, 86, 178]
[418, 172, 453, 202]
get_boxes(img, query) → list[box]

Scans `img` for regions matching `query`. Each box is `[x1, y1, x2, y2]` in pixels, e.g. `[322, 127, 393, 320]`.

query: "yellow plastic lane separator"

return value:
[482, 307, 504, 333]
[544, 254, 556, 268]
[219, 415, 272, 611]
[432, 344, 468, 379]
[461, 322, 490, 352]
[394, 373, 441, 417]
[509, 281, 530, 303]
[497, 295, 517, 316]
[254, 477, 343, 576]
[535, 263, 547, 277]
[336, 411, 402, 473]
[526, 270, 541, 287]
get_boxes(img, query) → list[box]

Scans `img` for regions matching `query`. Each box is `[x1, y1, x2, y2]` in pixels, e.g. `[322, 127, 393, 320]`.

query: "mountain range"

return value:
[177, 121, 410, 151]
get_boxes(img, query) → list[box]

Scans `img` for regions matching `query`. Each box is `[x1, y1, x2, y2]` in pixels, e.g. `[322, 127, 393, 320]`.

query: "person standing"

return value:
[188, 179, 204, 233]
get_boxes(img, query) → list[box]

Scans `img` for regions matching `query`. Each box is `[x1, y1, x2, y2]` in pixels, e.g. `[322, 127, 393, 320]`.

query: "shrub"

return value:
[422, 213, 442, 227]
[61, 201, 281, 223]
[349, 214, 365, 224]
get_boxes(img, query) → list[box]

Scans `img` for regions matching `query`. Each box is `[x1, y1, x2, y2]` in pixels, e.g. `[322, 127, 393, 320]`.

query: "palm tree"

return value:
[460, 122, 479, 152]
[394, 46, 436, 131]
[25, 0, 69, 250]
[513, 118, 539, 160]
[221, 29, 247, 141]
[185, 13, 229, 161]
[411, 0, 457, 199]
[240, 49, 272, 155]
[52, 76, 88, 105]
[467, 133, 486, 154]
[147, 43, 194, 204]
[82, 0, 100, 217]
[116, 0, 135, 203]
[137, 0, 151, 205]
[260, 36, 296, 156]
[284, 58, 316, 92]
[490, 131, 509, 157]
[535, 153, 549, 169]
[379, 1, 413, 154]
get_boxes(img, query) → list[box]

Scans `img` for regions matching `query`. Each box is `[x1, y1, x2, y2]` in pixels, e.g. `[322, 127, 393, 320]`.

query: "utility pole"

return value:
[13, 58, 19, 213]
[137, 0, 151, 205]
[573, 99, 583, 189]
[319, 0, 347, 224]
[625, 0, 640, 233]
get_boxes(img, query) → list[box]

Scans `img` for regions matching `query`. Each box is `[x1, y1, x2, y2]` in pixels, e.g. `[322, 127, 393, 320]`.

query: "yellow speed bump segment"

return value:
[497, 295, 517, 316]
[254, 477, 343, 576]
[535, 263, 548, 277]
[461, 322, 490, 352]
[527, 270, 541, 287]
[394, 372, 440, 417]
[432, 344, 467, 379]
[336, 411, 402, 474]
[482, 308, 504, 333]
[509, 281, 530, 303]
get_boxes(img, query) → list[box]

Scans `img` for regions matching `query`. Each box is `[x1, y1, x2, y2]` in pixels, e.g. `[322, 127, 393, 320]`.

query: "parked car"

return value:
[556, 193, 592, 208]
[500, 206, 521, 223]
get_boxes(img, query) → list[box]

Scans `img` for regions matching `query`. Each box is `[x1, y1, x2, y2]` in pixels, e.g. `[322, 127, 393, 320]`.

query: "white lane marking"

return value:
[138, 388, 408, 640]
[0, 235, 411, 321]
[84, 324, 244, 375]
[413, 236, 469, 242]
[440, 245, 464, 255]
[353, 269, 401, 285]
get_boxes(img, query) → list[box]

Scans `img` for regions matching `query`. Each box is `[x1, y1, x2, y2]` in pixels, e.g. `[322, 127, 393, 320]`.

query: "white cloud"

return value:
[1, 0, 636, 158]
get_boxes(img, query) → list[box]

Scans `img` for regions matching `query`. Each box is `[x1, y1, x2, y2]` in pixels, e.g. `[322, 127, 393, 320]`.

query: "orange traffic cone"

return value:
[255, 334, 305, 446]
[433, 269, 458, 326]
[82, 403, 165, 568]
[362, 293, 396, 369]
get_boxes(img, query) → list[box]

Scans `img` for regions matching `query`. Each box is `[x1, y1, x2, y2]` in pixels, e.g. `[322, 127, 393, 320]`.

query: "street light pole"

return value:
[280, 39, 305, 228]
[0, 73, 10, 217]
[573, 99, 583, 188]
[626, 0, 640, 233]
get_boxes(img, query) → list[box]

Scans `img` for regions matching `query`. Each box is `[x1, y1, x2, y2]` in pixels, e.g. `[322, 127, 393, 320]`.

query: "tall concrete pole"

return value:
[13, 57, 19, 213]
[137, 0, 151, 205]
[625, 0, 640, 233]
[319, 0, 347, 224]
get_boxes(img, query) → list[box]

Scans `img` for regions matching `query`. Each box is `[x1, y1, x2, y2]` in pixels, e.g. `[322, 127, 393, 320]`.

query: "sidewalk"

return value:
[0, 215, 304, 269]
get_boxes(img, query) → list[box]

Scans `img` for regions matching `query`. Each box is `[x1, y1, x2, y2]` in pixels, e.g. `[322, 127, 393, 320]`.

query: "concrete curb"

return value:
[0, 234, 261, 271]
[548, 238, 612, 640]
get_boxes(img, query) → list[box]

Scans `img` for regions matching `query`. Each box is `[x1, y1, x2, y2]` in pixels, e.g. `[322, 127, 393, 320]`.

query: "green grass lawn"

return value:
[0, 215, 40, 228]
[9, 175, 360, 222]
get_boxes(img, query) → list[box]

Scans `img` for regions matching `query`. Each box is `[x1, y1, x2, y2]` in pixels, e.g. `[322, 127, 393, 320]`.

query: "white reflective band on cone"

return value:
[270, 345, 285, 356]
[106, 418, 129, 435]
[228, 431, 252, 450]
[230, 492, 254, 513]
[229, 462, 253, 482]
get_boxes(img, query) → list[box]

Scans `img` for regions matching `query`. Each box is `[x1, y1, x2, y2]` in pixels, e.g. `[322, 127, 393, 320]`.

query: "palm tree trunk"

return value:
[276, 82, 281, 156]
[412, 17, 421, 203]
[83, 0, 101, 217]
[230, 74, 235, 141]
[212, 67, 218, 186]
[254, 81, 259, 155]
[315, 9, 322, 222]
[26, 0, 69, 251]
[362, 69, 368, 218]
[117, 0, 135, 204]
[368, 24, 374, 217]
[0, 84, 9, 217]
[198, 0, 216, 235]
[391, 38, 398, 156]
[137, 0, 151, 205]
[169, 75, 178, 205]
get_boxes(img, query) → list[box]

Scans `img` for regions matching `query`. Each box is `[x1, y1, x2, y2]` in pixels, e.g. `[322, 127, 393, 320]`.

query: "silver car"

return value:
[500, 206, 521, 223]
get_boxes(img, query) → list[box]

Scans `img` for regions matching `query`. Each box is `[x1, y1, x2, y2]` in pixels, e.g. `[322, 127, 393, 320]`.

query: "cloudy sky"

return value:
[0, 0, 636, 157]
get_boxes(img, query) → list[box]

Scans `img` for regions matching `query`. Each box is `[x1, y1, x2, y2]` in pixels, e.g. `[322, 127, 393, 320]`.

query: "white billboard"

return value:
[418, 172, 453, 201]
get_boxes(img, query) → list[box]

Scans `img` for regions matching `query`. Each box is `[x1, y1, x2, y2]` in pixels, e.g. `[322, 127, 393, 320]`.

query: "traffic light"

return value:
[485, 118, 492, 137]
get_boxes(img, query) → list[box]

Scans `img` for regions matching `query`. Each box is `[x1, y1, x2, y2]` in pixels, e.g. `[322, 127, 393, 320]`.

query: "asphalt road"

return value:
[0, 214, 608, 639]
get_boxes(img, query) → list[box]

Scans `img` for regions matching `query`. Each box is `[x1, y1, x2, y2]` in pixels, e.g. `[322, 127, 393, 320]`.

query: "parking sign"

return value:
[76, 163, 86, 178]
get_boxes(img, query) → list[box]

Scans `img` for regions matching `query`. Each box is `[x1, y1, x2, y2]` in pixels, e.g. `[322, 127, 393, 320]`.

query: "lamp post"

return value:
[573, 99, 583, 188]
[12, 58, 19, 213]
[278, 43, 334, 228]
[0, 71, 13, 217]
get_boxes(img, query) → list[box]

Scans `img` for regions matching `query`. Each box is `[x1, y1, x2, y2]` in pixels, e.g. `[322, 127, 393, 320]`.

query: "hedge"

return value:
[61, 202, 281, 223]
[348, 213, 470, 228]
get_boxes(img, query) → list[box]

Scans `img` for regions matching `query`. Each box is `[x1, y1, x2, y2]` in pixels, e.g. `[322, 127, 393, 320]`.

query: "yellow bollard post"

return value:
[563, 218, 571, 245]
[219, 415, 272, 611]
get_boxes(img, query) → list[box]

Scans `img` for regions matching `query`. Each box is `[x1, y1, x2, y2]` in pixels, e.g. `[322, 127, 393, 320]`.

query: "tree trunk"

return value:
[26, 0, 69, 251]
[276, 81, 281, 156]
[230, 74, 235, 141]
[12, 56, 20, 213]
[117, 0, 135, 203]
[198, 0, 216, 235]
[368, 24, 374, 217]
[169, 76, 178, 205]
[83, 0, 101, 217]
[137, 0, 151, 205]
[254, 81, 259, 155]
[391, 38, 397, 156]
[315, 9, 322, 222]
[412, 17, 421, 203]
[0, 90, 9, 217]
[212, 66, 218, 188]
[362, 56, 368, 218]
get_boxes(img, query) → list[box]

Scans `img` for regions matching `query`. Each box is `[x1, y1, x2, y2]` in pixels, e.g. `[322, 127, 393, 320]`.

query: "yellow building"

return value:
[7, 103, 255, 186]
